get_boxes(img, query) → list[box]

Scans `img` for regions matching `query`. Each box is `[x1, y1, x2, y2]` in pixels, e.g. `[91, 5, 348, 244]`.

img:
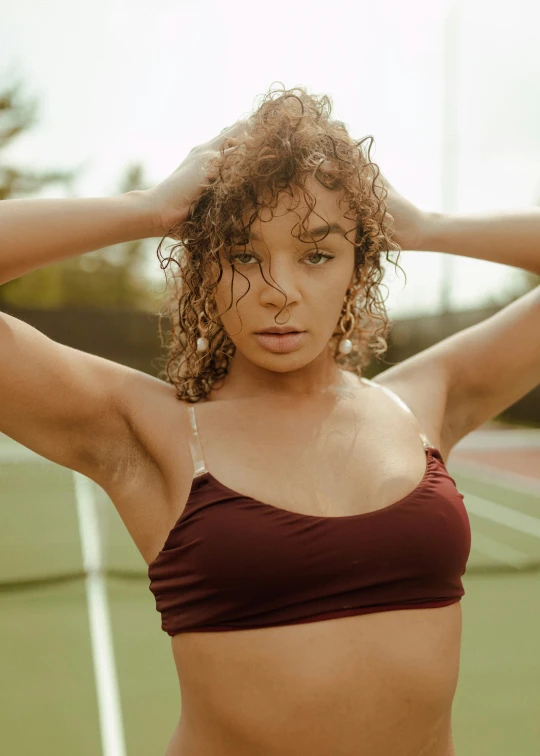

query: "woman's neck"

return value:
[211, 348, 350, 402]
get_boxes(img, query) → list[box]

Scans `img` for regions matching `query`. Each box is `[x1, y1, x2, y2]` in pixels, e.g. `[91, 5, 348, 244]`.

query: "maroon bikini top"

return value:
[148, 378, 471, 635]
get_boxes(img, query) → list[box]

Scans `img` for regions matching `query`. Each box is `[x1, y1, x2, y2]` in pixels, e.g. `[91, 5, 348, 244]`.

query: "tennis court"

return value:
[1, 424, 539, 755]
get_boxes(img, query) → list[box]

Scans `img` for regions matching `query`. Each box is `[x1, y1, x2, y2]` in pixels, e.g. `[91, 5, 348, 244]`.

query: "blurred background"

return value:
[0, 0, 539, 754]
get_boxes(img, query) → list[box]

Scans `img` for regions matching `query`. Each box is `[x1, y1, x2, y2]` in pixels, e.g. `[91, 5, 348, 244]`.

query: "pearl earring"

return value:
[338, 292, 356, 355]
[196, 333, 209, 353]
[338, 334, 353, 355]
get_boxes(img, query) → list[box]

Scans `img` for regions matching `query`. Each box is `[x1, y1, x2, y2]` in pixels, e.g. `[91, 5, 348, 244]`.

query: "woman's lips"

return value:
[254, 331, 307, 353]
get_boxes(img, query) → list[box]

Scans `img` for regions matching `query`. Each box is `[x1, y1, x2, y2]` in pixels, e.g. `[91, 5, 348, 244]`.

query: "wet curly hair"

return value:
[154, 83, 402, 403]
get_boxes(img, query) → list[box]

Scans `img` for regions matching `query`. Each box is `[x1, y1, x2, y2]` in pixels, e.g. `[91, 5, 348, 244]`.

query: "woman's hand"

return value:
[144, 127, 429, 250]
[318, 158, 429, 251]
[379, 176, 430, 251]
[144, 119, 249, 238]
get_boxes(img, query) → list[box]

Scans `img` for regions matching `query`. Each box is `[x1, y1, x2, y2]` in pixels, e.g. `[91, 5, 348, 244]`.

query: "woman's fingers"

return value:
[146, 121, 250, 236]
[206, 119, 249, 149]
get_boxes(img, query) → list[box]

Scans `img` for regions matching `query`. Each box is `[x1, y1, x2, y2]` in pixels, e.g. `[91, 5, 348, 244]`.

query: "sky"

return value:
[1, 0, 539, 317]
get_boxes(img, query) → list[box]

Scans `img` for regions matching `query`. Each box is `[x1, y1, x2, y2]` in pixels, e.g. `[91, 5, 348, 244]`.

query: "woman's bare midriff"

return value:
[164, 602, 461, 756]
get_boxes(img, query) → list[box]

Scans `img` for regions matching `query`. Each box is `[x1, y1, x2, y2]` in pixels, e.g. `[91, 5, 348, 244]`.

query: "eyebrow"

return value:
[248, 222, 347, 242]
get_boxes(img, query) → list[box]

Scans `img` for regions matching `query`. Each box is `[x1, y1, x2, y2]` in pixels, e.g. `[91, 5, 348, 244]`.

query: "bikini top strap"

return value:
[185, 405, 208, 477]
[360, 377, 433, 451]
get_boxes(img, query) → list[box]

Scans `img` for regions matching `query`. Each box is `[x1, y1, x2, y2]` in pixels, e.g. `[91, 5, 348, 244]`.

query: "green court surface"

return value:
[1, 431, 539, 755]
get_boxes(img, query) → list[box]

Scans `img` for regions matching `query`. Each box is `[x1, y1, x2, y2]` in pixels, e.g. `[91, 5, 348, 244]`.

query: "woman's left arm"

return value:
[420, 209, 540, 274]
[381, 179, 540, 452]
[383, 178, 540, 273]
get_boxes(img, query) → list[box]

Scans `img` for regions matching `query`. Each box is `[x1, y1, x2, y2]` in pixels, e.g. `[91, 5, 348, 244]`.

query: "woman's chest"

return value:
[181, 393, 437, 517]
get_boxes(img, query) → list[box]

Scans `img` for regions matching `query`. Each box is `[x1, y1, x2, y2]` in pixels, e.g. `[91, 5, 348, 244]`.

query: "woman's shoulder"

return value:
[369, 365, 450, 459]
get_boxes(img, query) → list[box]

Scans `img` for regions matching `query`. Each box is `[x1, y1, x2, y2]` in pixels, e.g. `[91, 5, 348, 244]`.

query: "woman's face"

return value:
[214, 178, 357, 374]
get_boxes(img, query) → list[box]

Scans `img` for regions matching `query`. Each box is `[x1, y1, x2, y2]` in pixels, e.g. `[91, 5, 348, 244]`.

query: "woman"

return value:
[1, 85, 538, 756]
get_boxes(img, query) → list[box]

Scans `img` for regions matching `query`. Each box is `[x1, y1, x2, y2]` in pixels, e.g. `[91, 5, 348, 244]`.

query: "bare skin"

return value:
[113, 364, 460, 756]
[2, 118, 537, 755]
[94, 174, 466, 753]
[117, 180, 464, 755]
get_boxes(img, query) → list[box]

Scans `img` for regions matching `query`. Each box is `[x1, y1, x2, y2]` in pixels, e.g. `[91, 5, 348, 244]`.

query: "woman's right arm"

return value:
[0, 190, 163, 491]
[0, 191, 158, 285]
[0, 120, 247, 494]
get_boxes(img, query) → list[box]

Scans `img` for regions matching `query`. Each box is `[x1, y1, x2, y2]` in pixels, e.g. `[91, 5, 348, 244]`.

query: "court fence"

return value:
[2, 302, 539, 425]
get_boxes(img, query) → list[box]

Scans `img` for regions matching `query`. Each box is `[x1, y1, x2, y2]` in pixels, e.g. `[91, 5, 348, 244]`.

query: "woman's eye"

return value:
[229, 252, 257, 265]
[228, 250, 334, 266]
[306, 251, 334, 265]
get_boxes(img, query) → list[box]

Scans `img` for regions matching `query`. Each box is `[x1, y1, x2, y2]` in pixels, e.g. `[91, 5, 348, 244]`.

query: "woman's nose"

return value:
[258, 258, 302, 307]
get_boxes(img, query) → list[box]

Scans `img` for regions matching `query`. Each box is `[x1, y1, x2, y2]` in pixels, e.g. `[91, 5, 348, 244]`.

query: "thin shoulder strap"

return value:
[360, 377, 432, 450]
[185, 404, 208, 477]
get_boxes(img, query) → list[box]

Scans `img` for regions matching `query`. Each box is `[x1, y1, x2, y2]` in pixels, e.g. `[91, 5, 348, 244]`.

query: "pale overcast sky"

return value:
[1, 0, 539, 316]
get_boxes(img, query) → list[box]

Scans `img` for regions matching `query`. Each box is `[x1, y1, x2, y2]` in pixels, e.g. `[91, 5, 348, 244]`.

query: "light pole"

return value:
[440, 0, 460, 313]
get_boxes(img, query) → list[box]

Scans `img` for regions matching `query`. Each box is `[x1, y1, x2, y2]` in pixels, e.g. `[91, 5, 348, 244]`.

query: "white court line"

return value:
[449, 458, 540, 497]
[72, 471, 127, 756]
[465, 493, 540, 539]
[454, 429, 540, 449]
[470, 530, 531, 569]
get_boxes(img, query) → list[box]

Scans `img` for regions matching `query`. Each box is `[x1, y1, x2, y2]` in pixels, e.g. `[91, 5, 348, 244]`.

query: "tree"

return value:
[0, 80, 75, 200]
[0, 77, 161, 312]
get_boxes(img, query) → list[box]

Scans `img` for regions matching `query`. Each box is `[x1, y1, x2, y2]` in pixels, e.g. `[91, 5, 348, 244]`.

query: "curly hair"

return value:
[154, 83, 402, 403]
